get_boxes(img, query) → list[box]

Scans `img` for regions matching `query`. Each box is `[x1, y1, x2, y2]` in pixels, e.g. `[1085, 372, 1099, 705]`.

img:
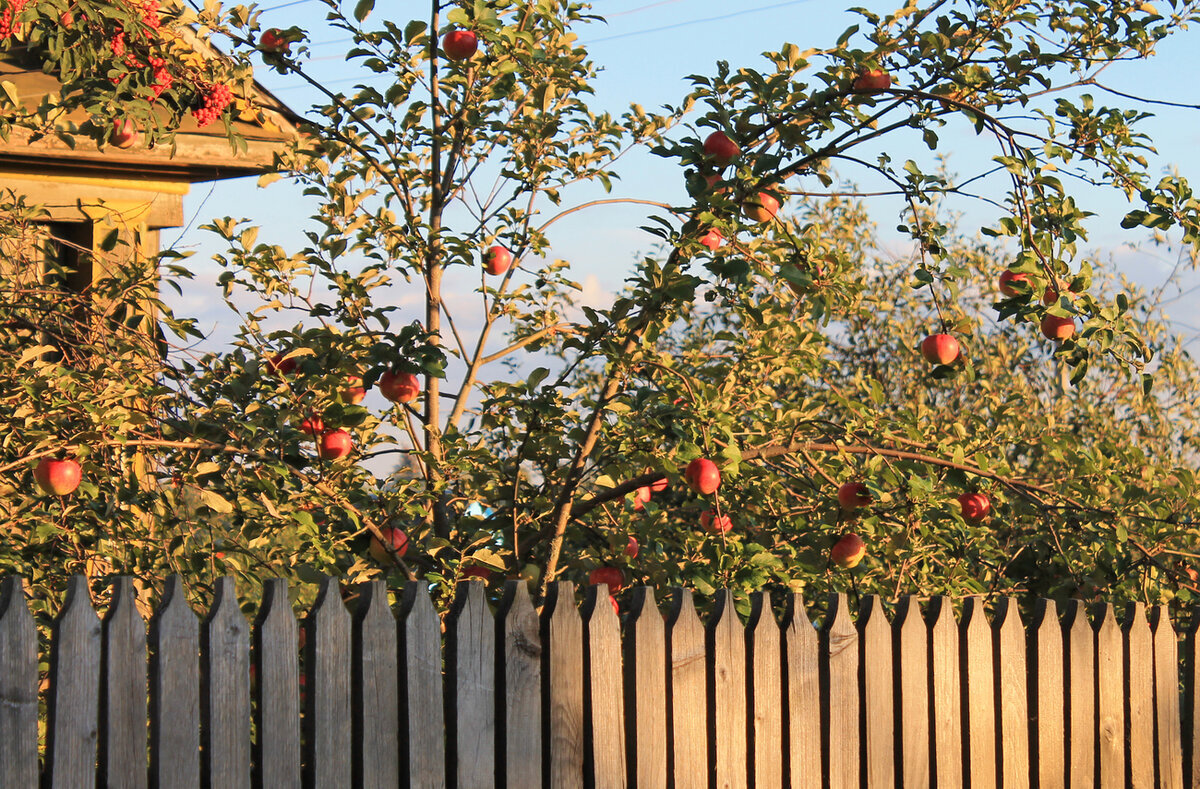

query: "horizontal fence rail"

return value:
[0, 574, 1193, 788]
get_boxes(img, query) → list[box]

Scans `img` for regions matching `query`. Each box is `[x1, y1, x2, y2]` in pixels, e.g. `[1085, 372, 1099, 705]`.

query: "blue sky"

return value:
[168, 0, 1200, 352]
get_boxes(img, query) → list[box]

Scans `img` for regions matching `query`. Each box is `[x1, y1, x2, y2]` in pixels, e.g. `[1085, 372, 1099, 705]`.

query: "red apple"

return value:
[650, 477, 668, 492]
[369, 527, 409, 564]
[1040, 314, 1075, 341]
[462, 563, 495, 582]
[299, 415, 324, 438]
[699, 227, 724, 251]
[589, 566, 625, 592]
[920, 333, 960, 365]
[379, 369, 420, 403]
[624, 535, 638, 558]
[998, 270, 1030, 297]
[743, 192, 781, 223]
[685, 457, 721, 495]
[259, 28, 290, 53]
[484, 245, 513, 276]
[110, 118, 140, 149]
[1042, 287, 1059, 305]
[442, 29, 478, 61]
[852, 68, 892, 93]
[837, 482, 870, 511]
[267, 352, 297, 376]
[703, 131, 739, 166]
[59, 10, 74, 25]
[831, 533, 866, 569]
[34, 458, 82, 496]
[610, 595, 620, 615]
[700, 509, 733, 534]
[339, 375, 366, 404]
[633, 485, 651, 511]
[317, 428, 352, 460]
[958, 492, 991, 525]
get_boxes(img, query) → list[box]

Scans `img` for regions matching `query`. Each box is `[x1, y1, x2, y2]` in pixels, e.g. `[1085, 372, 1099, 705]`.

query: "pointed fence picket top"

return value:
[203, 577, 251, 789]
[46, 575, 102, 789]
[857, 595, 893, 789]
[1123, 602, 1154, 788]
[822, 593, 858, 788]
[542, 581, 584, 788]
[0, 577, 38, 788]
[497, 580, 543, 789]
[100, 577, 148, 789]
[993, 597, 1029, 789]
[1150, 606, 1183, 789]
[893, 596, 929, 788]
[707, 589, 747, 789]
[928, 596, 962, 787]
[580, 585, 624, 789]
[303, 576, 352, 789]
[960, 597, 996, 789]
[149, 576, 200, 789]
[1095, 603, 1125, 789]
[447, 579, 495, 789]
[1030, 599, 1064, 789]
[351, 580, 399, 789]
[747, 592, 782, 789]
[399, 582, 445, 789]
[1061, 599, 1094, 789]
[253, 578, 301, 789]
[781, 594, 819, 789]
[665, 588, 707, 789]
[623, 586, 665, 788]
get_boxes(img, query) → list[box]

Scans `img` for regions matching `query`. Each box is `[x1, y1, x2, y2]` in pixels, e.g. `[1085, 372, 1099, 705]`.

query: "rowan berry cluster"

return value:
[191, 82, 232, 127]
[0, 0, 28, 42]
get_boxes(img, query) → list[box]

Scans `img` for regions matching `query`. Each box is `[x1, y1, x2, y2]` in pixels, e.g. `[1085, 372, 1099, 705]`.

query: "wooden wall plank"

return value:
[46, 576, 102, 789]
[894, 596, 929, 788]
[1095, 604, 1124, 789]
[822, 593, 858, 788]
[623, 587, 666, 788]
[747, 592, 782, 789]
[858, 595, 893, 789]
[203, 577, 251, 789]
[498, 581, 543, 789]
[1124, 603, 1155, 789]
[1150, 606, 1183, 789]
[1060, 599, 1094, 789]
[708, 590, 747, 789]
[581, 585, 624, 789]
[1031, 599, 1065, 789]
[665, 588, 707, 789]
[781, 594, 820, 789]
[1185, 609, 1200, 789]
[253, 578, 301, 789]
[542, 581, 584, 789]
[994, 597, 1029, 789]
[447, 580, 495, 789]
[101, 577, 148, 789]
[149, 576, 200, 789]
[0, 577, 39, 789]
[351, 580, 399, 789]
[960, 598, 996, 789]
[928, 596, 963, 788]
[399, 583, 446, 789]
[303, 576, 352, 789]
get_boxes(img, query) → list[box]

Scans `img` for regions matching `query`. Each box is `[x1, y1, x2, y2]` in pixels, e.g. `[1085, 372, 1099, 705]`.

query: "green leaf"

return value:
[353, 0, 374, 22]
[199, 489, 233, 514]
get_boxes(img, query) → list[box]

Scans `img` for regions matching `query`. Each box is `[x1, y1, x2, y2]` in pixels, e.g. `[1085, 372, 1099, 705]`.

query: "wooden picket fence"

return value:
[0, 574, 1194, 788]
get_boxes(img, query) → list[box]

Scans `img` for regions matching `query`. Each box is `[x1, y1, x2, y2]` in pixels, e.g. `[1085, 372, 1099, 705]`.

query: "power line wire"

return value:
[589, 0, 818, 43]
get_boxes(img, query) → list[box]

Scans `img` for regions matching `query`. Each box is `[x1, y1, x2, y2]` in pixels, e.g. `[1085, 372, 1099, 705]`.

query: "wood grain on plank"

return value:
[447, 580, 496, 789]
[1060, 600, 1094, 789]
[822, 593, 858, 789]
[747, 592, 782, 789]
[498, 581, 543, 789]
[0, 577, 39, 789]
[960, 598, 996, 789]
[665, 589, 707, 789]
[149, 575, 200, 789]
[399, 583, 446, 789]
[351, 580, 399, 789]
[1185, 609, 1200, 789]
[203, 577, 251, 789]
[303, 576, 352, 789]
[581, 584, 624, 789]
[101, 577, 148, 789]
[253, 579, 301, 789]
[1031, 600, 1065, 789]
[893, 596, 929, 789]
[782, 595, 820, 789]
[542, 582, 584, 789]
[1150, 606, 1183, 789]
[928, 597, 963, 788]
[707, 590, 747, 789]
[1124, 603, 1154, 789]
[993, 597, 1029, 789]
[857, 595, 893, 789]
[1095, 604, 1124, 789]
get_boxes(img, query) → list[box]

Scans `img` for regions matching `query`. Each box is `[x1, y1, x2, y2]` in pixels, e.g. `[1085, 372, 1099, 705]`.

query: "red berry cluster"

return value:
[109, 29, 126, 56]
[191, 82, 232, 127]
[0, 0, 28, 41]
[134, 0, 160, 30]
[148, 55, 172, 97]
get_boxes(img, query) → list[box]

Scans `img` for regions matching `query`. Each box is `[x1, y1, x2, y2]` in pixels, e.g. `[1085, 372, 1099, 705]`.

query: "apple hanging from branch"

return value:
[34, 457, 82, 496]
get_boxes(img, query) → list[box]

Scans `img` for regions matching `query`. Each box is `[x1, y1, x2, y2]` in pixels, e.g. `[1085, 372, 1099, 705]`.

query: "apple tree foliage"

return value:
[2, 0, 1200, 617]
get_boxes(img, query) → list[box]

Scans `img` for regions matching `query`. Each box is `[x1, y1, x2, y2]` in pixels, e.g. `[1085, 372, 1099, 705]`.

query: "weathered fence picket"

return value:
[0, 574, 1196, 788]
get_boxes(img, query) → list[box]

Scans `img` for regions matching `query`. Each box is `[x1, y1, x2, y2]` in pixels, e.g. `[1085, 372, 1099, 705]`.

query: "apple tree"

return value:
[2, 0, 1200, 617]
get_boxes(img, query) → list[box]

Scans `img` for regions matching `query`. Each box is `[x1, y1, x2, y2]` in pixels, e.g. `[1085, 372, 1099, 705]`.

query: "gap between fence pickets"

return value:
[0, 574, 1194, 788]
